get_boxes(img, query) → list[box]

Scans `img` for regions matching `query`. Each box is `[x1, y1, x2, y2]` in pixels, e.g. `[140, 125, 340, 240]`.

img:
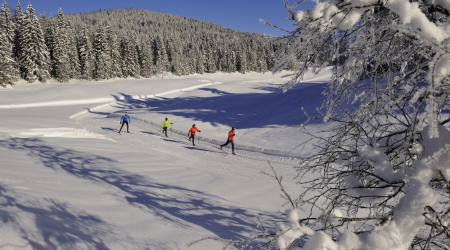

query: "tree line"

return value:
[0, 1, 284, 87]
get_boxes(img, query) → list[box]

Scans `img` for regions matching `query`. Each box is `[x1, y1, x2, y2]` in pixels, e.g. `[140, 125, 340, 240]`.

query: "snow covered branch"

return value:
[263, 0, 450, 249]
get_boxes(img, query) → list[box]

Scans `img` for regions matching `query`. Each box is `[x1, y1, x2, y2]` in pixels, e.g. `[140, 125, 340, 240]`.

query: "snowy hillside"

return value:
[0, 70, 331, 249]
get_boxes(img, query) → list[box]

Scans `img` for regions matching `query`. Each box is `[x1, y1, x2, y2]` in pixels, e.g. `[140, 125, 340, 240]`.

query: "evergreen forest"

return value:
[0, 1, 283, 86]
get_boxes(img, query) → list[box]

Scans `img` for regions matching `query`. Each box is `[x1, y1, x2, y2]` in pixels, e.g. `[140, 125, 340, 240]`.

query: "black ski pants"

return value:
[189, 134, 196, 146]
[119, 121, 129, 132]
[221, 140, 234, 153]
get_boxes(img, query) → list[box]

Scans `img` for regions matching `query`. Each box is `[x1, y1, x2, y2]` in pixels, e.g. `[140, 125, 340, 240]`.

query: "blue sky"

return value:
[8, 0, 311, 36]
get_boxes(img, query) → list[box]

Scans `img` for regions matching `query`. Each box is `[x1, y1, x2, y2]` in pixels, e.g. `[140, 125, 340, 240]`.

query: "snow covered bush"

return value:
[261, 0, 450, 249]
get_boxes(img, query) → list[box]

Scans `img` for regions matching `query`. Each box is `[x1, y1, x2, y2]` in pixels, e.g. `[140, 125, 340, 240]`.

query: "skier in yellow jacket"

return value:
[161, 118, 173, 137]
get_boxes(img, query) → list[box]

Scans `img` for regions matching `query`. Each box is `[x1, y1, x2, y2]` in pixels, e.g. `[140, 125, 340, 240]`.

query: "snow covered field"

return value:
[0, 70, 331, 249]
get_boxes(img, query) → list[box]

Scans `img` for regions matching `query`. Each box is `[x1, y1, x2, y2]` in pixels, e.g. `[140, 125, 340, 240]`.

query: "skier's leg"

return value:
[220, 140, 230, 150]
[119, 122, 125, 132]
[192, 135, 195, 146]
[126, 122, 129, 132]
[231, 140, 235, 154]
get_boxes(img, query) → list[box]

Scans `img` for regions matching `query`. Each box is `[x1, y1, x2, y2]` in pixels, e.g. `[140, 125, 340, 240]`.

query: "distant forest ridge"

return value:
[0, 2, 289, 86]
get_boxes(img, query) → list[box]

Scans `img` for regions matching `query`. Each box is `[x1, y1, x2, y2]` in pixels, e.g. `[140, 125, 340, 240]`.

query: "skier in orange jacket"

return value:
[188, 124, 201, 146]
[220, 127, 236, 155]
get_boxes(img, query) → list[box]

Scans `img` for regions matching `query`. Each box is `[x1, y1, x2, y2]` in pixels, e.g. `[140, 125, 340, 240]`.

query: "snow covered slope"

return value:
[0, 70, 330, 249]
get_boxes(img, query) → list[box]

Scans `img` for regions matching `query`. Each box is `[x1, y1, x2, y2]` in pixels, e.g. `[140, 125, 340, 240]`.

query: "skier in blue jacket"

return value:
[118, 112, 131, 133]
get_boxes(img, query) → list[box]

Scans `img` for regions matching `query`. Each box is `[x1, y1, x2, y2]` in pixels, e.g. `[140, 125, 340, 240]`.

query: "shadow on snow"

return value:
[0, 184, 117, 250]
[107, 82, 328, 128]
[0, 137, 269, 245]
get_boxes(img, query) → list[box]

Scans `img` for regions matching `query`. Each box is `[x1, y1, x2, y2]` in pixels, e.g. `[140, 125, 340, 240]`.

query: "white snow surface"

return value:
[0, 71, 331, 249]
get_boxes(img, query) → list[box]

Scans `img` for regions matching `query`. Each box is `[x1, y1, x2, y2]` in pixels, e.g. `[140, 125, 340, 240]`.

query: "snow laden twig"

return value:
[261, 161, 297, 209]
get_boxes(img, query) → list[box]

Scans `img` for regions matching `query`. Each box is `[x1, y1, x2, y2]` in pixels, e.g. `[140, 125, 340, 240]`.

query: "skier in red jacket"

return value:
[220, 127, 236, 155]
[188, 124, 201, 146]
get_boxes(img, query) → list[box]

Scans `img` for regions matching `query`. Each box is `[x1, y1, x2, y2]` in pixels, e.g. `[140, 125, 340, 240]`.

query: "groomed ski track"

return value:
[74, 108, 300, 187]
[69, 83, 302, 187]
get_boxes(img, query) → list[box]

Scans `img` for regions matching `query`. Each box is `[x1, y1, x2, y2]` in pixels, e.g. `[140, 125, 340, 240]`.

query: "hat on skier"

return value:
[231, 127, 235, 130]
[192, 124, 196, 127]
[165, 118, 168, 120]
